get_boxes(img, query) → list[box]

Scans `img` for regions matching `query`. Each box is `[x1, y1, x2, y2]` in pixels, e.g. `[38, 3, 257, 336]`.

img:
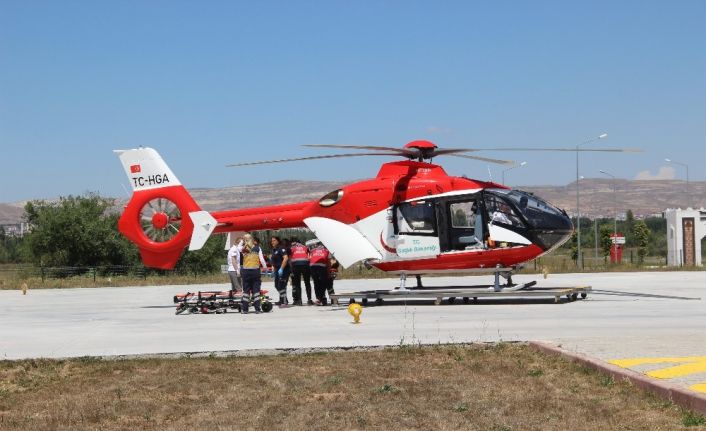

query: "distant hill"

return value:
[2, 179, 705, 225]
[516, 179, 706, 218]
[0, 203, 25, 225]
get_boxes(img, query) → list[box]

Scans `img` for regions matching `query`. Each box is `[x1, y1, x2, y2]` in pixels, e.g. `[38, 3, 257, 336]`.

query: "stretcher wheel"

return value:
[580, 293, 587, 299]
[448, 297, 456, 304]
[175, 304, 187, 315]
[375, 298, 383, 305]
[463, 297, 469, 304]
[362, 298, 369, 306]
[349, 299, 356, 305]
[262, 302, 273, 313]
[571, 293, 578, 301]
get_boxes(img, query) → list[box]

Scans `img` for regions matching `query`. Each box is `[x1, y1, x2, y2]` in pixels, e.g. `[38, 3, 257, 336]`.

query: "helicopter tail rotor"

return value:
[114, 148, 217, 269]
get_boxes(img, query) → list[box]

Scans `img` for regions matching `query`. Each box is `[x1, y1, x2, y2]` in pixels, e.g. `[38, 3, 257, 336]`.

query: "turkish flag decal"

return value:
[130, 164, 141, 173]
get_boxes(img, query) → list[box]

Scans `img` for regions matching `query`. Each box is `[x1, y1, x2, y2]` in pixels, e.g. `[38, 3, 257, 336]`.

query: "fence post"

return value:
[93, 268, 96, 283]
[41, 266, 45, 282]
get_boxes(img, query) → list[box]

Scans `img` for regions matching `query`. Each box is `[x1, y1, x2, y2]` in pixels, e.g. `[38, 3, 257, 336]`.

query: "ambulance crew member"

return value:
[238, 234, 268, 314]
[227, 236, 243, 293]
[289, 238, 313, 306]
[270, 236, 290, 307]
[308, 240, 331, 306]
[289, 238, 314, 305]
[327, 255, 339, 300]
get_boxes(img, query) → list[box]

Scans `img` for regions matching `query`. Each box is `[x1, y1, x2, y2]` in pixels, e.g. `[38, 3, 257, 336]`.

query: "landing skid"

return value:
[330, 276, 591, 306]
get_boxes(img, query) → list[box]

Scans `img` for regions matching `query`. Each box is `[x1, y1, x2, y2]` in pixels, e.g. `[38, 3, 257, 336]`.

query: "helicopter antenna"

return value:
[487, 166, 493, 182]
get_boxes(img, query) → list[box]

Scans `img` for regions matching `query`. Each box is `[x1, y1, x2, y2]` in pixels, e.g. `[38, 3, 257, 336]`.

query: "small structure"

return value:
[664, 208, 706, 266]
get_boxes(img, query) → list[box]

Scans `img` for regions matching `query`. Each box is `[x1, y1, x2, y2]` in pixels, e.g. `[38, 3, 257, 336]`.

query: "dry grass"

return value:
[2, 259, 705, 292]
[1, 344, 704, 431]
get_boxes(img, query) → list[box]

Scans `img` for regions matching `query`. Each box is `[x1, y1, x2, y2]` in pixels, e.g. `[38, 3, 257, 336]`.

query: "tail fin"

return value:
[115, 148, 216, 269]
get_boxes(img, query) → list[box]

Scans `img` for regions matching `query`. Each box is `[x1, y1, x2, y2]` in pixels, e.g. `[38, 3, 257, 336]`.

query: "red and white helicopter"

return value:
[115, 140, 633, 289]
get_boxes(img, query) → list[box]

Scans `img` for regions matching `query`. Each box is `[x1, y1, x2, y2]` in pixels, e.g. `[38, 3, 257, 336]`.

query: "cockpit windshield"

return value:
[488, 189, 566, 229]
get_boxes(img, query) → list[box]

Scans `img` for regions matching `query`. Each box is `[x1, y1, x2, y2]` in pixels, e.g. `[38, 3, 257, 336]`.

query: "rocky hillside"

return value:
[0, 203, 25, 225]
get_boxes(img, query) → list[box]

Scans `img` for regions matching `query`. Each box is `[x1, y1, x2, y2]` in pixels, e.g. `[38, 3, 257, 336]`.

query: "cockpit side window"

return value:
[450, 201, 477, 228]
[395, 201, 436, 235]
[484, 194, 525, 227]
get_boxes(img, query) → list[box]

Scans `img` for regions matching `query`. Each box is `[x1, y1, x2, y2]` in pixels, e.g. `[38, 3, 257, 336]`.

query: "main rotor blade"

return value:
[470, 147, 643, 152]
[302, 144, 411, 154]
[226, 152, 403, 167]
[448, 154, 516, 165]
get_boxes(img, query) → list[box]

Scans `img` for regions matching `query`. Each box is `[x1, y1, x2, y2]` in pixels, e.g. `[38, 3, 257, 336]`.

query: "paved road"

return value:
[3, 271, 705, 392]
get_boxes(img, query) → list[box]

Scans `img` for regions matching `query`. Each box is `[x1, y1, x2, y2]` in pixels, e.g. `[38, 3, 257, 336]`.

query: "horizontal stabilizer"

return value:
[188, 211, 217, 250]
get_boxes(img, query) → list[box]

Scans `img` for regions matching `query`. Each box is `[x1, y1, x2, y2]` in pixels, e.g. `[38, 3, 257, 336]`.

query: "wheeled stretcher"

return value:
[173, 289, 273, 315]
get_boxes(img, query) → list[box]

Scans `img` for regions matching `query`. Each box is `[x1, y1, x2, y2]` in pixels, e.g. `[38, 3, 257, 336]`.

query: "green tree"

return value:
[175, 233, 227, 275]
[633, 220, 650, 264]
[599, 225, 613, 258]
[625, 210, 635, 246]
[569, 231, 578, 264]
[23, 193, 137, 267]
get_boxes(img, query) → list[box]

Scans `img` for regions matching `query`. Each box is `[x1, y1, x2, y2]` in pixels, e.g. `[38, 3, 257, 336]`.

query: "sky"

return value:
[1, 0, 705, 202]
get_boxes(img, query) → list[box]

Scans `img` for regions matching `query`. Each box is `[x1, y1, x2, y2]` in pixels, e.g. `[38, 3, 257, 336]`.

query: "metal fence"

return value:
[0, 265, 198, 282]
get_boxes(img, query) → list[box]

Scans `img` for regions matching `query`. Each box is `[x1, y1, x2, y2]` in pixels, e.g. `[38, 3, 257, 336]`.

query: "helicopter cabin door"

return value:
[392, 200, 440, 259]
[436, 194, 485, 253]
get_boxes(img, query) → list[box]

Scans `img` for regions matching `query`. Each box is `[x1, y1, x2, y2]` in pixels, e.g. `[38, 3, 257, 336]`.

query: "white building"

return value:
[664, 208, 706, 266]
[0, 222, 30, 237]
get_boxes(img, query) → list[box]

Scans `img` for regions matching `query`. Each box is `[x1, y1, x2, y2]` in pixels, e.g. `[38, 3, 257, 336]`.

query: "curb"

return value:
[529, 340, 706, 416]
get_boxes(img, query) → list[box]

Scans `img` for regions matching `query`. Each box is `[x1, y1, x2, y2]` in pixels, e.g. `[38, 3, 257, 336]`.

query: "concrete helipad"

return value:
[2, 271, 706, 395]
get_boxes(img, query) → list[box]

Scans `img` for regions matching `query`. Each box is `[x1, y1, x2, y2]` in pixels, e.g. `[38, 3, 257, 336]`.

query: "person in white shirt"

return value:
[491, 203, 512, 225]
[227, 236, 243, 293]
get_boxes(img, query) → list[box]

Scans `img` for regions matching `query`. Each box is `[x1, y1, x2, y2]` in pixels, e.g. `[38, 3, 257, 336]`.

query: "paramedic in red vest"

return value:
[308, 239, 331, 306]
[289, 238, 313, 305]
[270, 236, 290, 307]
[238, 234, 268, 313]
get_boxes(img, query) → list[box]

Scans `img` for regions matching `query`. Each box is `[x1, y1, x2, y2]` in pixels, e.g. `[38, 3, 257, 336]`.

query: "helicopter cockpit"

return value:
[391, 188, 572, 258]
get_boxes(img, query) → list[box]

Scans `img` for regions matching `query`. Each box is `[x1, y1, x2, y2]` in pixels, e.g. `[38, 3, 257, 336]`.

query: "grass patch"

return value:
[527, 368, 544, 377]
[684, 410, 706, 427]
[0, 344, 705, 430]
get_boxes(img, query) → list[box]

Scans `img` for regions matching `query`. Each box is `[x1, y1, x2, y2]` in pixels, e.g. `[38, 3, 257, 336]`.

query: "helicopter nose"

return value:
[530, 210, 573, 251]
[534, 213, 574, 251]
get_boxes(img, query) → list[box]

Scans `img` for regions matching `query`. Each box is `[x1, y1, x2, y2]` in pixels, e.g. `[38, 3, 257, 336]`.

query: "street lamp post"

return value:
[599, 170, 618, 248]
[502, 161, 527, 185]
[576, 133, 608, 268]
[665, 158, 690, 208]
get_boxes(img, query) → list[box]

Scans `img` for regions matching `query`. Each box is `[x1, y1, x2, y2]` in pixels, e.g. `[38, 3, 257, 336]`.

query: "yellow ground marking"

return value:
[609, 356, 706, 369]
[646, 361, 706, 379]
[610, 356, 706, 393]
[690, 383, 706, 394]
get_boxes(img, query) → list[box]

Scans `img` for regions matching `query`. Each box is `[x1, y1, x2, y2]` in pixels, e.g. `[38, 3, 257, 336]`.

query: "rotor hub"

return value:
[139, 198, 182, 243]
[151, 212, 169, 229]
[403, 140, 437, 151]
